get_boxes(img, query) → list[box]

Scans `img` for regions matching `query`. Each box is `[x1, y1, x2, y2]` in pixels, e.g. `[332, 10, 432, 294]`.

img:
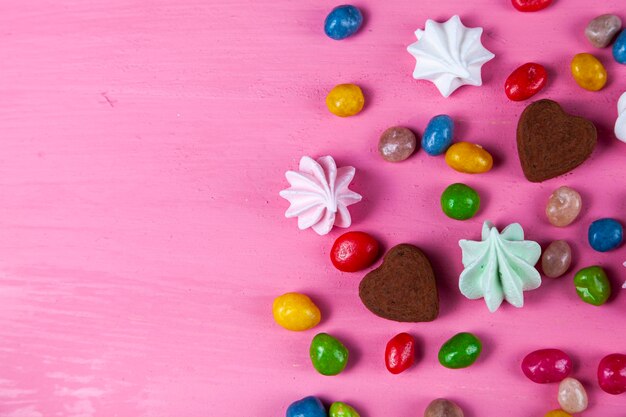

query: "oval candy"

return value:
[310, 333, 349, 376]
[440, 183, 480, 220]
[598, 353, 626, 395]
[326, 84, 364, 117]
[585, 14, 622, 48]
[522, 349, 572, 383]
[330, 231, 379, 272]
[588, 218, 623, 252]
[505, 63, 548, 101]
[571, 53, 607, 91]
[385, 332, 415, 374]
[287, 396, 326, 417]
[558, 377, 588, 414]
[511, 0, 552, 12]
[445, 142, 493, 174]
[438, 332, 482, 369]
[378, 126, 418, 162]
[546, 186, 582, 227]
[273, 292, 321, 331]
[423, 115, 454, 156]
[614, 29, 626, 64]
[329, 402, 360, 417]
[574, 266, 611, 306]
[541, 240, 572, 278]
[324, 5, 363, 40]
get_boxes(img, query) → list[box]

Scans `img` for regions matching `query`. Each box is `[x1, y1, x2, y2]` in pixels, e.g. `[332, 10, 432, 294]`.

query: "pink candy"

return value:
[522, 349, 572, 383]
[598, 353, 626, 395]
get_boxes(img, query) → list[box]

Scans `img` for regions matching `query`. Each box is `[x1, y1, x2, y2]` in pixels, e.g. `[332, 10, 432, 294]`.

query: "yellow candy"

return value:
[272, 292, 321, 331]
[326, 84, 364, 117]
[571, 53, 607, 91]
[544, 410, 572, 417]
[445, 142, 493, 174]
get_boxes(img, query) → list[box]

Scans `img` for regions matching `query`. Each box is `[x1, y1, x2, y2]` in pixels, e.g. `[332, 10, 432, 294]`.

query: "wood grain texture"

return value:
[0, 1, 624, 416]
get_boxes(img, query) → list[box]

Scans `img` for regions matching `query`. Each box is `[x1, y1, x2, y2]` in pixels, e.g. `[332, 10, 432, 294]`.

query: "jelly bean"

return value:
[545, 186, 582, 227]
[544, 410, 572, 417]
[558, 377, 588, 414]
[385, 332, 415, 374]
[310, 333, 349, 375]
[574, 266, 611, 306]
[522, 349, 572, 383]
[330, 231, 379, 272]
[422, 115, 454, 156]
[588, 218, 623, 252]
[326, 84, 364, 117]
[273, 293, 321, 331]
[598, 353, 626, 395]
[378, 127, 417, 162]
[440, 183, 480, 220]
[287, 396, 326, 417]
[541, 240, 572, 278]
[424, 398, 464, 417]
[505, 63, 548, 101]
[329, 402, 360, 417]
[511, 0, 552, 12]
[571, 53, 607, 91]
[445, 142, 493, 174]
[438, 332, 482, 369]
[614, 30, 626, 64]
[324, 5, 363, 40]
[585, 14, 622, 48]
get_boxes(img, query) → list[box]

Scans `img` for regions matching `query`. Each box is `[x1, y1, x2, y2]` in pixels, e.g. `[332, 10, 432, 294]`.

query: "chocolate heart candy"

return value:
[517, 99, 597, 182]
[359, 244, 438, 322]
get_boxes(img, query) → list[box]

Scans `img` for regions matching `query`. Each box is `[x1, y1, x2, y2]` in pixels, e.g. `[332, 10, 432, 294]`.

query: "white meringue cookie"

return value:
[615, 91, 626, 142]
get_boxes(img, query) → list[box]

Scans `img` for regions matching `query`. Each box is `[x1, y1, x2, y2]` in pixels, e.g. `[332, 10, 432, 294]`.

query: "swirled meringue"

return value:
[279, 156, 362, 235]
[407, 15, 495, 98]
[459, 221, 541, 312]
[615, 91, 626, 142]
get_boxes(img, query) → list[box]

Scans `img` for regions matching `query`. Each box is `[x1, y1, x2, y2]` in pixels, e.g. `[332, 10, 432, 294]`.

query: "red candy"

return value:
[385, 332, 415, 374]
[598, 353, 626, 395]
[522, 349, 572, 383]
[330, 231, 379, 272]
[511, 0, 552, 12]
[505, 63, 547, 101]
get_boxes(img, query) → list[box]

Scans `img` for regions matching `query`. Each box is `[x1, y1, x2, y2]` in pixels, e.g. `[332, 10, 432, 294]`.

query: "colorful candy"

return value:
[598, 353, 626, 395]
[440, 183, 480, 220]
[287, 396, 326, 417]
[330, 231, 379, 272]
[522, 349, 572, 383]
[544, 411, 572, 417]
[326, 84, 364, 117]
[505, 63, 547, 101]
[545, 186, 581, 227]
[614, 30, 626, 64]
[324, 5, 363, 40]
[310, 333, 349, 376]
[424, 398, 464, 417]
[574, 266, 611, 306]
[570, 53, 607, 91]
[438, 332, 482, 369]
[588, 218, 623, 252]
[558, 377, 588, 414]
[329, 402, 360, 417]
[541, 240, 572, 278]
[385, 332, 415, 374]
[422, 115, 454, 156]
[378, 127, 417, 162]
[273, 292, 321, 331]
[511, 0, 552, 12]
[585, 14, 622, 48]
[445, 142, 493, 174]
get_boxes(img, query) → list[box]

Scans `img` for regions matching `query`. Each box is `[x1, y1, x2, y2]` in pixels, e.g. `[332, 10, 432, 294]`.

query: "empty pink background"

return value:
[0, 0, 624, 416]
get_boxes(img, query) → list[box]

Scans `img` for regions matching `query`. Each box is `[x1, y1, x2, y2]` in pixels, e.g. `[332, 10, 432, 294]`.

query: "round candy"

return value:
[445, 142, 493, 174]
[440, 183, 480, 220]
[326, 84, 364, 117]
[422, 115, 454, 156]
[588, 218, 623, 252]
[614, 29, 626, 64]
[574, 266, 611, 306]
[521, 349, 572, 383]
[545, 186, 582, 227]
[385, 332, 415, 374]
[511, 0, 552, 12]
[310, 333, 349, 376]
[324, 5, 363, 40]
[273, 293, 321, 331]
[438, 332, 482, 369]
[287, 396, 326, 417]
[558, 377, 588, 414]
[330, 231, 379, 272]
[598, 353, 626, 395]
[378, 127, 417, 162]
[585, 14, 622, 48]
[505, 63, 548, 101]
[544, 411, 572, 417]
[571, 53, 607, 91]
[330, 402, 360, 417]
[424, 398, 464, 417]
[541, 240, 572, 278]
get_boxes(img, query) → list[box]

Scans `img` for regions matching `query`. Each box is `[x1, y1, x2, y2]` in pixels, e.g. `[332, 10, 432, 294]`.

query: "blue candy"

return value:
[286, 396, 326, 417]
[324, 5, 363, 40]
[588, 218, 624, 252]
[613, 29, 626, 64]
[422, 114, 454, 156]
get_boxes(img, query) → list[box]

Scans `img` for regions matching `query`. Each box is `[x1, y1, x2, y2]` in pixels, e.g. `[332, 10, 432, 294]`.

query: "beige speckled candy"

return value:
[424, 398, 464, 417]
[546, 186, 582, 227]
[558, 377, 588, 414]
[541, 240, 572, 278]
[585, 14, 622, 48]
[378, 126, 417, 162]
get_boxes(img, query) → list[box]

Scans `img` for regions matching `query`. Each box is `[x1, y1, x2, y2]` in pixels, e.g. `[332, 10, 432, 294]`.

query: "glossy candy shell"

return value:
[505, 63, 547, 101]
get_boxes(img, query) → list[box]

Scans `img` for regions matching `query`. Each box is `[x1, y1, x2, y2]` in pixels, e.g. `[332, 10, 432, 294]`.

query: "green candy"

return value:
[440, 183, 480, 220]
[330, 402, 360, 417]
[438, 332, 482, 369]
[574, 266, 611, 306]
[310, 333, 349, 376]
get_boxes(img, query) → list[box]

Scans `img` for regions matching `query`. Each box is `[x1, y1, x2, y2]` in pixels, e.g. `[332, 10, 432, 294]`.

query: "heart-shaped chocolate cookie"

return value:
[517, 99, 597, 182]
[359, 244, 438, 322]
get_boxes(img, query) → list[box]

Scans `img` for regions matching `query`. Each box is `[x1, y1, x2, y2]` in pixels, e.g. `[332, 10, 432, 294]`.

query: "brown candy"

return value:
[378, 126, 417, 162]
[359, 244, 438, 322]
[541, 240, 572, 278]
[424, 398, 464, 417]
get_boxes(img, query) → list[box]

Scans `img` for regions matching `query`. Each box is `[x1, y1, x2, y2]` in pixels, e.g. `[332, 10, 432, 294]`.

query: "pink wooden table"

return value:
[0, 1, 624, 416]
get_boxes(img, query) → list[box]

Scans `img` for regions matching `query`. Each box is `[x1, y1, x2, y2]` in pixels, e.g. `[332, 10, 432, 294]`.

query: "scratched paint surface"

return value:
[0, 1, 624, 416]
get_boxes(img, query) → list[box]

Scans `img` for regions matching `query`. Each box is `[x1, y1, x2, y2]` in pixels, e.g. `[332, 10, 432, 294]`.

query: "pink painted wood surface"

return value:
[0, 1, 625, 416]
